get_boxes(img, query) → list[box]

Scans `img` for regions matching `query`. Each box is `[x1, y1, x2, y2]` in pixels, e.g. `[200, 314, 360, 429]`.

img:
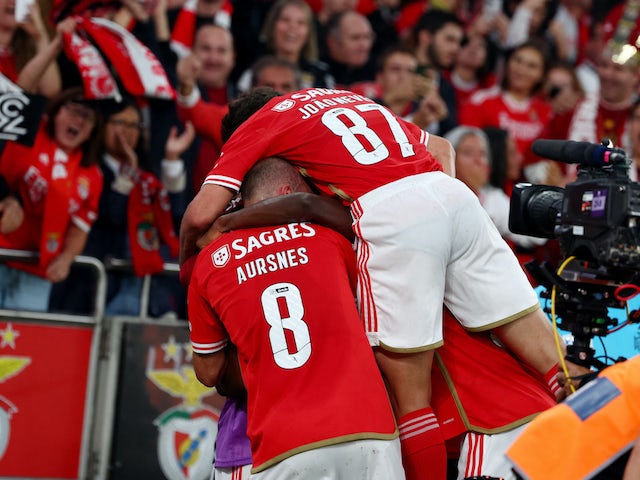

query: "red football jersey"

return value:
[205, 88, 442, 202]
[188, 222, 398, 471]
[432, 309, 556, 439]
[459, 86, 553, 160]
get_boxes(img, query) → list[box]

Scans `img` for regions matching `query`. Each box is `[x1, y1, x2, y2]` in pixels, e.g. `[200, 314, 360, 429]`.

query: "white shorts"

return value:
[249, 438, 405, 479]
[457, 425, 528, 480]
[351, 171, 540, 350]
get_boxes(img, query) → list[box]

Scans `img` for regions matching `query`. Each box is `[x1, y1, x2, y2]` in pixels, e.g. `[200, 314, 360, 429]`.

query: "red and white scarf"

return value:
[75, 17, 176, 100]
[127, 170, 179, 276]
[0, 130, 83, 276]
[62, 30, 121, 100]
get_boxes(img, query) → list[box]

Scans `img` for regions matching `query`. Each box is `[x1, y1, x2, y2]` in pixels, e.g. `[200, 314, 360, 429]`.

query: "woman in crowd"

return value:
[443, 32, 498, 107]
[50, 98, 194, 316]
[459, 39, 553, 182]
[237, 0, 334, 91]
[0, 87, 104, 311]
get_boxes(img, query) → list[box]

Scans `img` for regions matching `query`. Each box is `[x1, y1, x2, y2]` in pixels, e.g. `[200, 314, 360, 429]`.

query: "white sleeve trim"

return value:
[178, 87, 201, 108]
[191, 338, 228, 354]
[203, 174, 242, 192]
[71, 216, 92, 233]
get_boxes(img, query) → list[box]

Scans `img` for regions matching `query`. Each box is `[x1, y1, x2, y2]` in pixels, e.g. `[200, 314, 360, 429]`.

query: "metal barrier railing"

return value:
[0, 249, 191, 480]
[0, 248, 107, 322]
[102, 258, 182, 321]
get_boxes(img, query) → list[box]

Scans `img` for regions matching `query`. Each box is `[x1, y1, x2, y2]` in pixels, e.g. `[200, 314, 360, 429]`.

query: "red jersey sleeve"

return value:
[188, 265, 229, 355]
[177, 96, 227, 147]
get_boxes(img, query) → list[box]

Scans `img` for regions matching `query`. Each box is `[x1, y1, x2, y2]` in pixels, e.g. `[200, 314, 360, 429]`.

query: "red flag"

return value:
[79, 17, 176, 100]
[62, 30, 121, 100]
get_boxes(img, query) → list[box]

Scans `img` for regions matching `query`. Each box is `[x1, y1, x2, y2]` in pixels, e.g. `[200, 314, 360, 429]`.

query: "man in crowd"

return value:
[409, 9, 463, 135]
[323, 11, 377, 87]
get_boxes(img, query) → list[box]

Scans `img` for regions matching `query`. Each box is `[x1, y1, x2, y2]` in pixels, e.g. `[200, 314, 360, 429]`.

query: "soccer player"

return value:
[187, 157, 404, 478]
[180, 87, 563, 479]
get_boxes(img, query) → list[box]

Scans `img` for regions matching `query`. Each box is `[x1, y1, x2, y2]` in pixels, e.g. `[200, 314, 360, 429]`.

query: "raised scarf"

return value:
[62, 30, 121, 101]
[78, 17, 176, 100]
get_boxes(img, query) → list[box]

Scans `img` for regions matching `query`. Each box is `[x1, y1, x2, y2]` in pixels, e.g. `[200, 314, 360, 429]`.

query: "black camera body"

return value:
[510, 140, 640, 269]
[509, 139, 640, 369]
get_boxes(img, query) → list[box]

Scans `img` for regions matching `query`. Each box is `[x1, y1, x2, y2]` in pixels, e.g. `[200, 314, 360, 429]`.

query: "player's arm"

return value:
[427, 133, 456, 177]
[193, 351, 227, 388]
[197, 192, 355, 248]
[215, 344, 247, 397]
[179, 183, 235, 265]
[400, 118, 456, 177]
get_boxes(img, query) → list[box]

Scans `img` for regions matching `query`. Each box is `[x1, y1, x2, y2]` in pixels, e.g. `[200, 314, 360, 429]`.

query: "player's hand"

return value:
[557, 361, 594, 400]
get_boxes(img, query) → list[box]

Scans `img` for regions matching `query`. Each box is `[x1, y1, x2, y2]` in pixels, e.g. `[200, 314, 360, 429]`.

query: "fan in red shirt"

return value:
[459, 39, 554, 182]
[0, 87, 103, 311]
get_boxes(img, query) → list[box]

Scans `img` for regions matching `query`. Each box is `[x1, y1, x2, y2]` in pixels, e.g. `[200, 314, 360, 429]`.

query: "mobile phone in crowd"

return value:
[15, 0, 35, 23]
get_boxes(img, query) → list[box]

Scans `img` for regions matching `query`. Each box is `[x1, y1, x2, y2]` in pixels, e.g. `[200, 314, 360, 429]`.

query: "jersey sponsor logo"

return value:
[290, 88, 351, 102]
[498, 112, 544, 142]
[231, 223, 316, 260]
[272, 99, 296, 112]
[212, 244, 231, 268]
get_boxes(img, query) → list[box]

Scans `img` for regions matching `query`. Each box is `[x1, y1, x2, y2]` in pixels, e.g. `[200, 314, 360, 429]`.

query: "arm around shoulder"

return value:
[179, 184, 235, 264]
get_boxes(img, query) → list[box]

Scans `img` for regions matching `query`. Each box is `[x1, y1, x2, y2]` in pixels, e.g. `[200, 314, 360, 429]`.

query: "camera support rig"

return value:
[526, 258, 639, 371]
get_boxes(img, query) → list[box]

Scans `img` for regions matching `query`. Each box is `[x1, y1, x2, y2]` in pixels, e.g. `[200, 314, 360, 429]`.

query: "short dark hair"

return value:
[221, 87, 282, 143]
[375, 44, 417, 74]
[411, 8, 463, 41]
[250, 55, 302, 91]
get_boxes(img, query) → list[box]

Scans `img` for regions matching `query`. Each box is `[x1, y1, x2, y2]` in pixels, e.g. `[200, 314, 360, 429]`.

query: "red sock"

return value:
[544, 363, 561, 399]
[398, 407, 447, 480]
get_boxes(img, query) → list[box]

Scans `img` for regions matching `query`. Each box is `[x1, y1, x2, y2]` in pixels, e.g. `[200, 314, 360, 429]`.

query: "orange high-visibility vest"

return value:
[507, 354, 640, 479]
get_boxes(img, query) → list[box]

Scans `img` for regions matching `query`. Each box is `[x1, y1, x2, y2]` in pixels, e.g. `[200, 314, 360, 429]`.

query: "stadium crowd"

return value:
[0, 0, 639, 478]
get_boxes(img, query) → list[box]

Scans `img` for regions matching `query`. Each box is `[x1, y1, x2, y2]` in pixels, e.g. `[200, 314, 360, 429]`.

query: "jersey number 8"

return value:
[261, 282, 311, 370]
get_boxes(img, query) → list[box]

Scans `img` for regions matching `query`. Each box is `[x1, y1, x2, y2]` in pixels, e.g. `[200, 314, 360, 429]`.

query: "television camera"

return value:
[509, 139, 640, 371]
